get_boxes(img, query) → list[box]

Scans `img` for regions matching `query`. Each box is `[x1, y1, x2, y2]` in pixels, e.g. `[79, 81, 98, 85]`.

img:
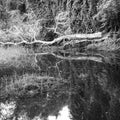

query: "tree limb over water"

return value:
[0, 31, 119, 64]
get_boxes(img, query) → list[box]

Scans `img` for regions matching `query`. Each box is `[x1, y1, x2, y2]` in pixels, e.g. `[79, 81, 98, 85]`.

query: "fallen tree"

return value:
[0, 31, 119, 64]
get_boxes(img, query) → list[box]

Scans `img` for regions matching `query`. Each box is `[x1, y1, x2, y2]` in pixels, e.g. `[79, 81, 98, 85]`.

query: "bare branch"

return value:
[0, 32, 103, 46]
[51, 53, 103, 63]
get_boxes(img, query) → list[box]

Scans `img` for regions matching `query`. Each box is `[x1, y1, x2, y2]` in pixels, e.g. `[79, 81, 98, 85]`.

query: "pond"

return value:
[0, 45, 120, 120]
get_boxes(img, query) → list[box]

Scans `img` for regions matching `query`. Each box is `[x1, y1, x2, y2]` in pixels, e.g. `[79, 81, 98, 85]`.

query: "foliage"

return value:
[0, 0, 120, 34]
[70, 0, 98, 33]
[0, 0, 120, 39]
[94, 0, 120, 33]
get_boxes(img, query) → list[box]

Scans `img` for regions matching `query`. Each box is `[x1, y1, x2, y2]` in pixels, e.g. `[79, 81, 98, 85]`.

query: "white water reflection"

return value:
[0, 103, 71, 120]
[0, 101, 16, 120]
[48, 106, 71, 120]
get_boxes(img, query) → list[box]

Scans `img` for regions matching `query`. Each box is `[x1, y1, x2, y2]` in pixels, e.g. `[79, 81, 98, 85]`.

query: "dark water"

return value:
[0, 46, 120, 120]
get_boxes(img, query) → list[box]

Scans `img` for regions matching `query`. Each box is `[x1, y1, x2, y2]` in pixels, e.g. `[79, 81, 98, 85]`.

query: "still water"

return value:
[0, 47, 120, 120]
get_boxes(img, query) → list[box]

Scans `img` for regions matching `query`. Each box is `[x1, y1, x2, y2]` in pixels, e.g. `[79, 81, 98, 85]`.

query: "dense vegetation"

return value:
[1, 0, 120, 33]
[0, 0, 120, 120]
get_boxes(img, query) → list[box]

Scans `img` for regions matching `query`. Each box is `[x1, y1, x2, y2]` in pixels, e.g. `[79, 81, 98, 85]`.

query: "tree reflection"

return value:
[1, 57, 120, 120]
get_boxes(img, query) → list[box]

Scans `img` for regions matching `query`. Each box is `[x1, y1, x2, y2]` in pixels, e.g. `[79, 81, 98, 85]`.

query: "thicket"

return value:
[1, 0, 120, 34]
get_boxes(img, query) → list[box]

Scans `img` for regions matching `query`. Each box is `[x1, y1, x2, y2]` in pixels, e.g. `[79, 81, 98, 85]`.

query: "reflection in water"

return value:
[48, 106, 71, 120]
[0, 53, 120, 120]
